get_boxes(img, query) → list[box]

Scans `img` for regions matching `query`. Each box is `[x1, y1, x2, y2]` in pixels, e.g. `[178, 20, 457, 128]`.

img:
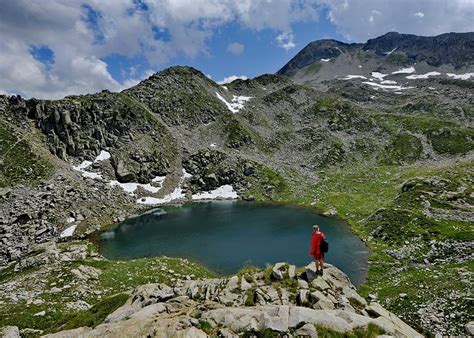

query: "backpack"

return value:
[320, 238, 329, 253]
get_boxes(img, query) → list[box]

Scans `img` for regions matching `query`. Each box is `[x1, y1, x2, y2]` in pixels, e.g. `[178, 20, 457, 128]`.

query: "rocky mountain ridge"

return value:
[278, 31, 474, 76]
[277, 32, 474, 88]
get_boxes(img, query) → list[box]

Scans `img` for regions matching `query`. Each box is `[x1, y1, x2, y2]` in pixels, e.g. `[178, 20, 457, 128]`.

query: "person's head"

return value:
[313, 225, 319, 232]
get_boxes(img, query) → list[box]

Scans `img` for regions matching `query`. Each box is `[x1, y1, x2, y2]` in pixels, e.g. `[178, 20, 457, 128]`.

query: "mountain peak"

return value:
[278, 31, 474, 76]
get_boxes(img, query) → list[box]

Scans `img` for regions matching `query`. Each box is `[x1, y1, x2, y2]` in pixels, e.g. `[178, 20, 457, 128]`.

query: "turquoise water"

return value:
[99, 201, 370, 286]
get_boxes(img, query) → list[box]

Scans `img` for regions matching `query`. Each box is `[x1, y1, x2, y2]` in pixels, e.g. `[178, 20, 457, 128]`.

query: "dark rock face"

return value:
[364, 32, 474, 68]
[277, 40, 361, 75]
[278, 32, 474, 75]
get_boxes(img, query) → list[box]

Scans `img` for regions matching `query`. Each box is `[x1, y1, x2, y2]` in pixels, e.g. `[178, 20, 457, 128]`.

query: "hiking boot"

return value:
[320, 269, 324, 276]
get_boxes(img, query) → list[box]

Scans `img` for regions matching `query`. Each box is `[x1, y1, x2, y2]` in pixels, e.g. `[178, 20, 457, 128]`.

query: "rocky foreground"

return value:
[16, 262, 419, 337]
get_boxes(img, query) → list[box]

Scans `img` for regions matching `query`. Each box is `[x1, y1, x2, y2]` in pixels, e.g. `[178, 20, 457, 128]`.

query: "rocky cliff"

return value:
[42, 261, 419, 337]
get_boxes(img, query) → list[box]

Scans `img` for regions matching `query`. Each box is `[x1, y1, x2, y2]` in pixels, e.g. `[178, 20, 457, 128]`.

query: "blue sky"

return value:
[0, 0, 472, 99]
[104, 8, 347, 84]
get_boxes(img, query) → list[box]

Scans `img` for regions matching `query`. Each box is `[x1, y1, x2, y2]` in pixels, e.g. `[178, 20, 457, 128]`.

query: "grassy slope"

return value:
[0, 243, 213, 334]
[0, 121, 54, 187]
[302, 161, 472, 334]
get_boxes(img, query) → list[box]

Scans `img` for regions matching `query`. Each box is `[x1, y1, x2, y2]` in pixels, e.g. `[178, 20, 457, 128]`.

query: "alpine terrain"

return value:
[0, 32, 473, 337]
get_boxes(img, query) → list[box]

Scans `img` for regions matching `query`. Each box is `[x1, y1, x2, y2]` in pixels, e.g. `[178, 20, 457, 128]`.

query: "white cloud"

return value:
[0, 0, 321, 99]
[276, 32, 296, 50]
[1, 0, 473, 98]
[319, 0, 474, 41]
[227, 42, 244, 55]
[217, 75, 248, 84]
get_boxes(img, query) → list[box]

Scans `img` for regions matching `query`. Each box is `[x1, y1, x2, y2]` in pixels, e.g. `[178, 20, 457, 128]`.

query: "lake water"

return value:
[98, 201, 370, 286]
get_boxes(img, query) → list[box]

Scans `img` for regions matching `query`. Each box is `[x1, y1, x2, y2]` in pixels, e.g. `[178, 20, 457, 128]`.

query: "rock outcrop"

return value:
[43, 263, 420, 337]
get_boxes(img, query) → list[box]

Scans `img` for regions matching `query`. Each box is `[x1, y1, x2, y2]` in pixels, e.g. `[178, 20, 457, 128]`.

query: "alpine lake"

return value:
[98, 201, 370, 286]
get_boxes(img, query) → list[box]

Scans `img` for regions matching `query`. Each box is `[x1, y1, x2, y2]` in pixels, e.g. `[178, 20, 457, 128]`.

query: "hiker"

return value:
[310, 224, 325, 275]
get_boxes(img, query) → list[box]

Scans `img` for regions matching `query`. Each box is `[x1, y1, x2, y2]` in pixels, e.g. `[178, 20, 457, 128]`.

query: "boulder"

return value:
[202, 306, 291, 333]
[0, 326, 20, 338]
[271, 262, 287, 281]
[240, 277, 252, 291]
[310, 290, 335, 310]
[288, 265, 296, 279]
[113, 159, 134, 183]
[305, 262, 318, 282]
[226, 276, 239, 291]
[294, 323, 318, 337]
[465, 321, 474, 335]
[311, 277, 330, 291]
[288, 307, 352, 332]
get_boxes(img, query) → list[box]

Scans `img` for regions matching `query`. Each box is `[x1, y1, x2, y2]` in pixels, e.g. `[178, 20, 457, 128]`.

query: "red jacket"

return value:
[310, 231, 325, 256]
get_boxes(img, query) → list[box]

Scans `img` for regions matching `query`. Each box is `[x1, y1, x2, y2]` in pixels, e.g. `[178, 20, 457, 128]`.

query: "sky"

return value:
[0, 0, 473, 99]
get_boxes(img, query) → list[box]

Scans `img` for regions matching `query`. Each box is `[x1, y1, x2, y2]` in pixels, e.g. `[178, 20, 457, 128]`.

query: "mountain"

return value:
[0, 32, 473, 336]
[364, 32, 474, 67]
[277, 32, 474, 87]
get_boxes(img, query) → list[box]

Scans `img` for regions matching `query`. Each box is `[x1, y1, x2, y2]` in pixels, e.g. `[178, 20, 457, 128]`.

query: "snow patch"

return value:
[137, 169, 191, 205]
[137, 186, 185, 205]
[94, 150, 110, 162]
[362, 81, 414, 91]
[152, 176, 166, 184]
[392, 67, 415, 74]
[210, 143, 217, 148]
[216, 92, 253, 113]
[66, 217, 75, 224]
[60, 225, 77, 238]
[80, 171, 102, 180]
[222, 86, 228, 90]
[446, 72, 474, 80]
[109, 175, 164, 195]
[371, 72, 388, 81]
[320, 58, 331, 62]
[183, 169, 192, 179]
[381, 80, 397, 85]
[384, 47, 397, 55]
[72, 152, 109, 180]
[406, 72, 441, 79]
[73, 161, 92, 170]
[342, 75, 367, 80]
[192, 185, 238, 200]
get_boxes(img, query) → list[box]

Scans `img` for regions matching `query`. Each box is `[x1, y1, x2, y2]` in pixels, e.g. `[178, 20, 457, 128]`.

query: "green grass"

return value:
[0, 244, 214, 333]
[0, 122, 54, 187]
[244, 164, 291, 202]
[376, 114, 474, 155]
[384, 52, 408, 65]
[381, 133, 423, 164]
[316, 323, 386, 338]
[198, 320, 214, 334]
[310, 159, 473, 334]
[47, 293, 128, 333]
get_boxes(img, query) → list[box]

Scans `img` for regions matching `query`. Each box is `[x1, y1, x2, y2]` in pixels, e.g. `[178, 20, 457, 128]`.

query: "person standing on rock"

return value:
[310, 225, 325, 275]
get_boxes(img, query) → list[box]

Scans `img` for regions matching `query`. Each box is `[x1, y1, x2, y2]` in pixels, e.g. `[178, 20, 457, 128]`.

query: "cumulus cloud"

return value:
[0, 0, 472, 98]
[217, 75, 248, 84]
[276, 32, 296, 50]
[227, 42, 245, 55]
[319, 0, 474, 41]
[0, 0, 321, 99]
